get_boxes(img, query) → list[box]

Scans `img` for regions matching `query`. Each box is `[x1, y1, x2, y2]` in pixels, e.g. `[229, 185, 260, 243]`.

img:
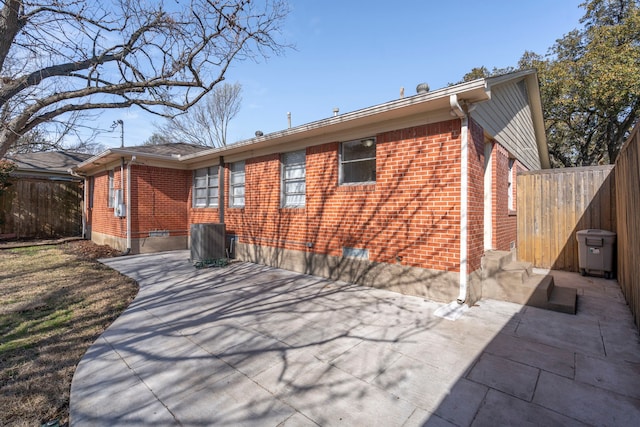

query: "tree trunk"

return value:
[0, 130, 19, 158]
[0, 0, 21, 71]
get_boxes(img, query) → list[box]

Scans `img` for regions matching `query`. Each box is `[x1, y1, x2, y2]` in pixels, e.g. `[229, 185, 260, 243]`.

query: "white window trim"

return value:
[193, 166, 219, 208]
[339, 137, 376, 185]
[229, 161, 245, 208]
[281, 150, 306, 208]
[107, 170, 114, 208]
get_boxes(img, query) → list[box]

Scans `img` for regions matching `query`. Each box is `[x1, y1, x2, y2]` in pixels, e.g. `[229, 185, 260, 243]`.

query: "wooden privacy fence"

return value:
[517, 165, 616, 272]
[0, 178, 83, 239]
[615, 125, 640, 330]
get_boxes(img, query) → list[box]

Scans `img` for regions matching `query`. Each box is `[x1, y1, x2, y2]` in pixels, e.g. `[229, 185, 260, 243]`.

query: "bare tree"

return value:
[0, 0, 289, 157]
[9, 111, 105, 154]
[157, 82, 242, 147]
[143, 132, 174, 146]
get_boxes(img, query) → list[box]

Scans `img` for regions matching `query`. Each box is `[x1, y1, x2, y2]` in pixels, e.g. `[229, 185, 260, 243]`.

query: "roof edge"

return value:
[74, 148, 185, 171]
[179, 78, 491, 161]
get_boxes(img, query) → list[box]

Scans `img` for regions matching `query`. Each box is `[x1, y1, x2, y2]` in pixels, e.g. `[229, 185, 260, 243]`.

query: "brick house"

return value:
[73, 70, 549, 305]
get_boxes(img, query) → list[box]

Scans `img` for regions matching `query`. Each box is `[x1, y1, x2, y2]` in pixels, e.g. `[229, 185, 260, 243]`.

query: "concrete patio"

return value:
[70, 251, 640, 426]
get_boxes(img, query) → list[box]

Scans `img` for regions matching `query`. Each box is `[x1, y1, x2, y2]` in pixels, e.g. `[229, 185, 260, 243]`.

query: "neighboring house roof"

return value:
[5, 151, 92, 180]
[74, 69, 550, 174]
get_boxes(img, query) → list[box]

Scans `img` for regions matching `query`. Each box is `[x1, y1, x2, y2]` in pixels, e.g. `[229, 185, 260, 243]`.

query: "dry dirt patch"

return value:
[0, 241, 138, 426]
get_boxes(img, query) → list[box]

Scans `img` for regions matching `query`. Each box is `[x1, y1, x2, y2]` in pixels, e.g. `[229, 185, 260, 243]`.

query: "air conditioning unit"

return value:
[113, 189, 125, 217]
[190, 223, 226, 262]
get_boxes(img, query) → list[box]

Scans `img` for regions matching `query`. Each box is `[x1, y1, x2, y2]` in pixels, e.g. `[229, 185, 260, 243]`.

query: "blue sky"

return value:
[101, 0, 585, 149]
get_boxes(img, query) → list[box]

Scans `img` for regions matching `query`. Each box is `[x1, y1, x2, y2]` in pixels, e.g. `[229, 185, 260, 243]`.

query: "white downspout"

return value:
[119, 156, 135, 256]
[450, 94, 468, 304]
[126, 156, 136, 254]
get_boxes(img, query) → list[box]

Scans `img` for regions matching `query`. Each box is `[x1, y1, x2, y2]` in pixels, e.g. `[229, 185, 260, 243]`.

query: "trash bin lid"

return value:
[576, 229, 616, 237]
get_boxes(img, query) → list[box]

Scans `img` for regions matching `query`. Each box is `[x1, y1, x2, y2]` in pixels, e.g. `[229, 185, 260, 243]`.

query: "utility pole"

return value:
[112, 119, 124, 147]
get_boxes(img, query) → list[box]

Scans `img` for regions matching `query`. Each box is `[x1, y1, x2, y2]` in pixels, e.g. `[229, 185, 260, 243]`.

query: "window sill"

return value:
[508, 209, 517, 216]
[337, 182, 376, 192]
[340, 180, 375, 186]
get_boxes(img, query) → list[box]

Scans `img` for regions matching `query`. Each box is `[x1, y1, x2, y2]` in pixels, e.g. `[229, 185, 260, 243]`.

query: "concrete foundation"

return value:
[236, 242, 473, 304]
[91, 231, 187, 254]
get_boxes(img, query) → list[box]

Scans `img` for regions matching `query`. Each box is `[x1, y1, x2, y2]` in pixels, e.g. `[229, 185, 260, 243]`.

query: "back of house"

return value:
[73, 70, 549, 305]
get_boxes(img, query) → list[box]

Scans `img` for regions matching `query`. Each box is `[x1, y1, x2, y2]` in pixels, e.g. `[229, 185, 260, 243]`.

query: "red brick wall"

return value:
[89, 168, 126, 238]
[190, 120, 465, 273]
[467, 118, 486, 273]
[130, 165, 190, 237]
[492, 142, 519, 251]
[88, 165, 191, 239]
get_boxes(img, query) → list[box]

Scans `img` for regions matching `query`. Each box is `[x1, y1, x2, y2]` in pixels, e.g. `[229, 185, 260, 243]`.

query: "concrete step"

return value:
[495, 261, 533, 285]
[528, 285, 577, 315]
[482, 251, 513, 278]
[482, 271, 577, 315]
[483, 273, 550, 305]
[481, 250, 577, 314]
[502, 260, 533, 276]
[523, 274, 555, 306]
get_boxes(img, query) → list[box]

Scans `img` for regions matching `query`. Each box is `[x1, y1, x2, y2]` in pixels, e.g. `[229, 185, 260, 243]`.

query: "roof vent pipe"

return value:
[416, 83, 430, 94]
[333, 107, 339, 117]
[287, 112, 291, 128]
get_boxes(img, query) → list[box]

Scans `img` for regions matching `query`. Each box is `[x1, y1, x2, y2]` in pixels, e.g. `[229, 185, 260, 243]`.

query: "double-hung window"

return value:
[281, 150, 306, 208]
[229, 161, 245, 208]
[193, 166, 219, 208]
[340, 137, 376, 184]
[107, 170, 114, 208]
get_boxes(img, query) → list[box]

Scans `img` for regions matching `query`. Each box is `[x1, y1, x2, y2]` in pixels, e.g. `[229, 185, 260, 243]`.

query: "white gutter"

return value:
[74, 149, 187, 172]
[450, 95, 468, 304]
[71, 78, 493, 175]
[179, 79, 491, 162]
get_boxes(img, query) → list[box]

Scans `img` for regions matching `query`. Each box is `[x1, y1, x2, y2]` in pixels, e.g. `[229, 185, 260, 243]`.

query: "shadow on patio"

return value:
[70, 251, 640, 426]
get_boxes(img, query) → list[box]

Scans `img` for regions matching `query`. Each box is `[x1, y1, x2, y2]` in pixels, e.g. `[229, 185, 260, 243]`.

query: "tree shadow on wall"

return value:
[235, 126, 463, 303]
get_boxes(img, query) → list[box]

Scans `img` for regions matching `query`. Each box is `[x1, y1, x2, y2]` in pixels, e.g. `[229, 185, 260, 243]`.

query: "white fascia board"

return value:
[179, 79, 491, 165]
[76, 78, 494, 172]
[73, 149, 192, 174]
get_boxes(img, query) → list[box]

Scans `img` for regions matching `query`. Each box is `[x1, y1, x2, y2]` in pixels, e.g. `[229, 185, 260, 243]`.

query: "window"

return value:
[229, 161, 245, 208]
[340, 137, 376, 184]
[193, 166, 219, 208]
[508, 158, 515, 211]
[281, 150, 306, 207]
[88, 177, 94, 209]
[107, 170, 114, 208]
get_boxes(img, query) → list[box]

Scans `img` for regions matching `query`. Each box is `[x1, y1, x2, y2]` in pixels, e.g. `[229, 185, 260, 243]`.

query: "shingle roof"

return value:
[120, 143, 208, 156]
[5, 151, 92, 173]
